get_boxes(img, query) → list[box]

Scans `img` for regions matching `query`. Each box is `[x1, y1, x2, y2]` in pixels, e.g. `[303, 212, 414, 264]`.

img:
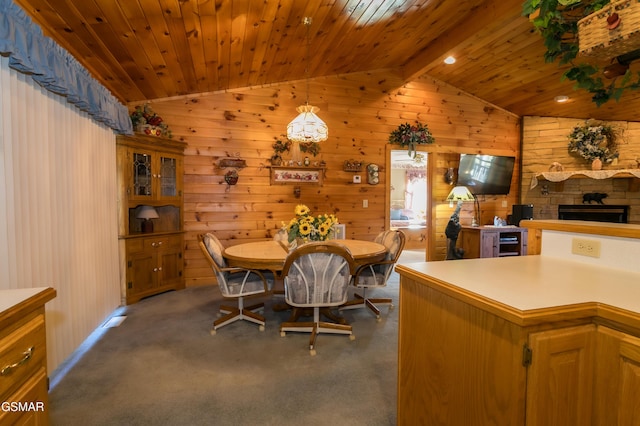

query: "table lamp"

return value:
[446, 185, 474, 207]
[446, 185, 479, 226]
[137, 205, 159, 233]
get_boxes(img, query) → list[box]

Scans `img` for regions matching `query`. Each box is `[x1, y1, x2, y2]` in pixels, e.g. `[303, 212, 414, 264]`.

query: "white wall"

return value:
[0, 56, 121, 372]
[541, 230, 640, 273]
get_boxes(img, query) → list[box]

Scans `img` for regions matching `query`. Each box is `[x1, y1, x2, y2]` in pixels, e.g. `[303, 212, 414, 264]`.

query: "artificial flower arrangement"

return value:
[130, 104, 172, 138]
[389, 121, 435, 158]
[283, 204, 338, 243]
[270, 136, 321, 166]
[270, 137, 291, 165]
[299, 141, 321, 157]
[567, 120, 618, 164]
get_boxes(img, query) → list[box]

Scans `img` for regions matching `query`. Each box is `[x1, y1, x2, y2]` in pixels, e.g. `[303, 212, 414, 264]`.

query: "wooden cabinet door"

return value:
[480, 231, 498, 257]
[158, 242, 183, 289]
[125, 148, 182, 203]
[156, 153, 183, 202]
[593, 326, 640, 426]
[459, 228, 480, 258]
[0, 368, 49, 426]
[526, 324, 595, 426]
[128, 148, 156, 202]
[127, 249, 157, 297]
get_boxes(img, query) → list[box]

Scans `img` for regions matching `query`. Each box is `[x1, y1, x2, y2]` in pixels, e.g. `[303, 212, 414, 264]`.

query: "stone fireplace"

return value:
[558, 205, 629, 223]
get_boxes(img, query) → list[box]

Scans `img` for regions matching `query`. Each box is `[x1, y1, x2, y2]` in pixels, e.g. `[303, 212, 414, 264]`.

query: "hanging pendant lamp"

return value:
[287, 17, 328, 143]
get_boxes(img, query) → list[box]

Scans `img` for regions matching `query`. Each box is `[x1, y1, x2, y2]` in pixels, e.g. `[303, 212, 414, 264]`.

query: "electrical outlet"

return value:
[362, 199, 368, 208]
[571, 238, 601, 258]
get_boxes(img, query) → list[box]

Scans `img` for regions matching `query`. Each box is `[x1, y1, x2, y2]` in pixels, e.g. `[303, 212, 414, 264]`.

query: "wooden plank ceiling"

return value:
[13, 0, 640, 121]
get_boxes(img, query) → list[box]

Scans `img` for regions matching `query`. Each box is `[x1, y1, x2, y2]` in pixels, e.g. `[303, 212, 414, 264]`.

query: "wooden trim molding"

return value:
[521, 220, 640, 240]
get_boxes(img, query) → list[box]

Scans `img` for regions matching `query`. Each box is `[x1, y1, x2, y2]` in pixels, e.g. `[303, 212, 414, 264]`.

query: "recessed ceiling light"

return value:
[554, 95, 569, 103]
[444, 56, 456, 65]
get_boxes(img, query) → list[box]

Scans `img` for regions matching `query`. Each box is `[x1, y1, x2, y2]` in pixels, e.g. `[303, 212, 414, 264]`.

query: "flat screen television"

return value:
[457, 154, 515, 195]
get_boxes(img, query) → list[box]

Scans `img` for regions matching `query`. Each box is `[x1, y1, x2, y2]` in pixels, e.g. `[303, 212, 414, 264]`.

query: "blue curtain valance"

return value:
[0, 0, 133, 134]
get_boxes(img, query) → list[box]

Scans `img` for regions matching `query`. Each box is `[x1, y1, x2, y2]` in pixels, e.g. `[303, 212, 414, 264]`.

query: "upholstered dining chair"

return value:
[198, 233, 271, 335]
[340, 230, 406, 321]
[279, 242, 356, 355]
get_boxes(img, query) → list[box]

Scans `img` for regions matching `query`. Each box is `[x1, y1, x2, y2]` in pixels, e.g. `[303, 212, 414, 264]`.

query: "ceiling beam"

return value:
[401, 0, 525, 82]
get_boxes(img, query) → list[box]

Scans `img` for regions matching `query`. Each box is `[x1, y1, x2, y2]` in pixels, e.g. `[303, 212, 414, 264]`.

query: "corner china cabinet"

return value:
[116, 134, 186, 304]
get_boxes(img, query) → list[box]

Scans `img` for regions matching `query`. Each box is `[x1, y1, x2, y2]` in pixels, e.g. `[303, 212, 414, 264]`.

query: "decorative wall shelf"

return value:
[531, 169, 640, 191]
[343, 159, 363, 172]
[269, 166, 325, 185]
[218, 157, 246, 169]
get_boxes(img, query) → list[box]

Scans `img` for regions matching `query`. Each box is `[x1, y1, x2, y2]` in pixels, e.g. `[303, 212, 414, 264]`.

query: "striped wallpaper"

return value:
[0, 56, 122, 372]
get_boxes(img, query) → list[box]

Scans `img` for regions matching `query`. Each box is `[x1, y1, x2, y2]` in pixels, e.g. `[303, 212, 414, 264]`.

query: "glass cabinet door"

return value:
[132, 152, 153, 198]
[159, 156, 177, 197]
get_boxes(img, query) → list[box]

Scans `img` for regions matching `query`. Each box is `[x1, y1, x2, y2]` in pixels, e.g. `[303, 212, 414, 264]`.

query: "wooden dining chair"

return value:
[198, 233, 271, 335]
[279, 242, 356, 355]
[340, 230, 405, 320]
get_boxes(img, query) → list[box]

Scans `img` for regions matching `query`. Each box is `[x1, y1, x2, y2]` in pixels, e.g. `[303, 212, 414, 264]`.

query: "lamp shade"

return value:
[287, 104, 328, 143]
[446, 186, 474, 202]
[136, 205, 159, 220]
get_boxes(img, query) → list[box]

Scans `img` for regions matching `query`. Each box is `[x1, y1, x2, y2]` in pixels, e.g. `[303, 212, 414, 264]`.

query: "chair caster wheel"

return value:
[210, 329, 216, 336]
[349, 334, 356, 341]
[259, 325, 265, 332]
[310, 349, 317, 356]
[280, 331, 286, 337]
[376, 316, 382, 322]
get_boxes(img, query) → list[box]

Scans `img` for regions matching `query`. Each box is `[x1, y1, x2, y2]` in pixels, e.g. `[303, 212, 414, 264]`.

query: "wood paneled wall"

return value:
[144, 69, 520, 285]
[521, 116, 640, 222]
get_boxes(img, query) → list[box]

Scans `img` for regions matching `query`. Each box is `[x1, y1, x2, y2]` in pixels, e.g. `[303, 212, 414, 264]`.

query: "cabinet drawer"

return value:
[127, 236, 178, 254]
[143, 237, 170, 251]
[0, 367, 48, 425]
[126, 238, 145, 254]
[165, 235, 182, 248]
[0, 314, 46, 399]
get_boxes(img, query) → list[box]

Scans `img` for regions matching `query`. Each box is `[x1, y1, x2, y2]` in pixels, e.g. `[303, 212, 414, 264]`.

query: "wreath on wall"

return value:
[522, 0, 640, 106]
[567, 119, 619, 164]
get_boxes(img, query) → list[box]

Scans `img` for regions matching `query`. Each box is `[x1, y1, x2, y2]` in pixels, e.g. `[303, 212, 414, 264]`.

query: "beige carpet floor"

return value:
[48, 250, 425, 426]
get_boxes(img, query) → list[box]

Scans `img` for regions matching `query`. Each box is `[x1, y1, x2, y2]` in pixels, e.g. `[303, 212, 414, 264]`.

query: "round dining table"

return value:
[223, 239, 387, 323]
[223, 239, 387, 273]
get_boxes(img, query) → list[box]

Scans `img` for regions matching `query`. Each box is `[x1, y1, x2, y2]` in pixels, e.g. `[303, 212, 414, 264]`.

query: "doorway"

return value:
[389, 150, 428, 250]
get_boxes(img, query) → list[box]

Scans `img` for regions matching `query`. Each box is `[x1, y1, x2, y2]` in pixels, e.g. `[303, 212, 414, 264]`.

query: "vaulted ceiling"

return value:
[13, 0, 640, 121]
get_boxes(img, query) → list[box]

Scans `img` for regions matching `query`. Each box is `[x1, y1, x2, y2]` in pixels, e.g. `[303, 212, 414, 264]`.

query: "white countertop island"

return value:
[397, 255, 640, 328]
[396, 220, 640, 425]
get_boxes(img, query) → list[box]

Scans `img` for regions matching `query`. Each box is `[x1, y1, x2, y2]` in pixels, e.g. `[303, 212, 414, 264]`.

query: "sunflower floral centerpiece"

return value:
[567, 120, 618, 170]
[389, 121, 435, 158]
[283, 204, 338, 246]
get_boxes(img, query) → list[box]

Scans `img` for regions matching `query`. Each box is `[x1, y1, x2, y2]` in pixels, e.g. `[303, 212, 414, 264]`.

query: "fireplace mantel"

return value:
[530, 169, 640, 191]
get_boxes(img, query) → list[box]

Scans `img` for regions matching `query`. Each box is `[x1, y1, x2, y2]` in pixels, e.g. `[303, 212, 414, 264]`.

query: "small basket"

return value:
[578, 0, 640, 60]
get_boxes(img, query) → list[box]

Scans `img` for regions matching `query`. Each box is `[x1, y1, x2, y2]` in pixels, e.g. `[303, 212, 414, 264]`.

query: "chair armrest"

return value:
[223, 267, 270, 291]
[354, 259, 395, 275]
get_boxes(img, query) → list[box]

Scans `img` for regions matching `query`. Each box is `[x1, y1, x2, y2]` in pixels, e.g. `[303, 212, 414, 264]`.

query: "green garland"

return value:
[522, 0, 640, 106]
